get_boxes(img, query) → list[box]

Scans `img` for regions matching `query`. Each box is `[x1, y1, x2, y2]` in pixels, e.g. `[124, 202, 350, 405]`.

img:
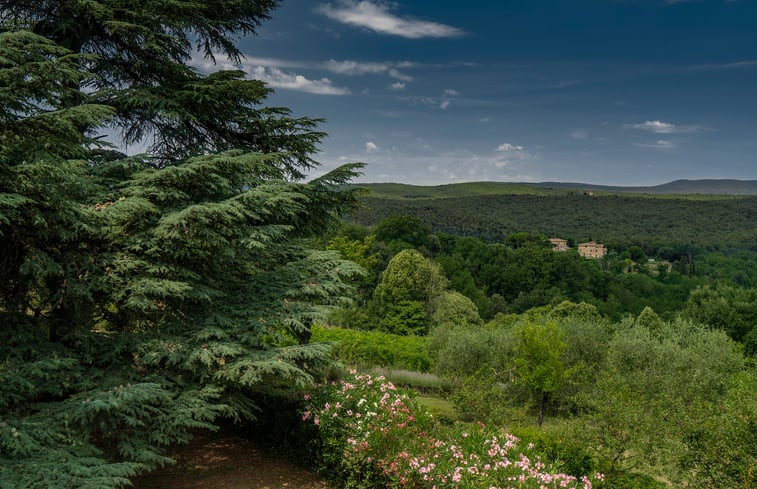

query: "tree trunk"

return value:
[537, 394, 547, 426]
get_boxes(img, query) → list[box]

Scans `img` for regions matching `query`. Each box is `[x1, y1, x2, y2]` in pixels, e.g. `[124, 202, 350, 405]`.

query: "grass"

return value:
[415, 395, 459, 423]
[371, 367, 451, 393]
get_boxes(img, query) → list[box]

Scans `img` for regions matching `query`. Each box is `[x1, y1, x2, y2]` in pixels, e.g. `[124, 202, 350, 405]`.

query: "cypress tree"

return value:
[0, 2, 363, 487]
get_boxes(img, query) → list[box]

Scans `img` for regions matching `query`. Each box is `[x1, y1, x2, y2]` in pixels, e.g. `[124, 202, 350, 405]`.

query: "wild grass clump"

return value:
[372, 368, 451, 393]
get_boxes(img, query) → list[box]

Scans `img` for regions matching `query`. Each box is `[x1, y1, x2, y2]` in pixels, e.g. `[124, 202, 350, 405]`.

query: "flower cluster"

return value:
[303, 371, 602, 489]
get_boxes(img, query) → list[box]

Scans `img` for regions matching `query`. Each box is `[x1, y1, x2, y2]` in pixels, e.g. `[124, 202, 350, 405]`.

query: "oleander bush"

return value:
[302, 371, 603, 489]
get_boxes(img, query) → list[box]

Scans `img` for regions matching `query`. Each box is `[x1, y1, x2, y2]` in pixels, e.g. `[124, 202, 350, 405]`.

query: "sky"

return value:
[194, 0, 757, 186]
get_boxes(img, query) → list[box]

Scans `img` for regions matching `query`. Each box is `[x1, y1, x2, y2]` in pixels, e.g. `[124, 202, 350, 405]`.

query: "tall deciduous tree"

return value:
[0, 2, 363, 487]
[511, 321, 574, 426]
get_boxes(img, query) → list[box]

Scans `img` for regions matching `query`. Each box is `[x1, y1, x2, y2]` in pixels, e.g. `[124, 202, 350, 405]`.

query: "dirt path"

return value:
[131, 432, 329, 489]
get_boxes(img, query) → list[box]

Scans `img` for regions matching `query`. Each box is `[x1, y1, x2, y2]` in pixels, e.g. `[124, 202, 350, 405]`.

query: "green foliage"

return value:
[681, 283, 757, 349]
[429, 290, 483, 328]
[449, 371, 529, 426]
[0, 3, 364, 486]
[311, 326, 432, 372]
[511, 321, 576, 426]
[634, 306, 663, 331]
[350, 192, 757, 249]
[380, 300, 430, 336]
[509, 426, 595, 479]
[679, 368, 757, 489]
[371, 249, 466, 335]
[374, 249, 448, 305]
[302, 371, 601, 489]
[570, 319, 744, 479]
[429, 324, 514, 380]
[326, 234, 379, 285]
[599, 472, 667, 489]
[374, 214, 434, 252]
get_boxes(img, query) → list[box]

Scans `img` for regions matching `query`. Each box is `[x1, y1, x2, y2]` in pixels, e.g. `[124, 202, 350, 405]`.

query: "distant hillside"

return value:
[351, 180, 757, 199]
[350, 182, 556, 200]
[347, 185, 757, 249]
[524, 179, 757, 195]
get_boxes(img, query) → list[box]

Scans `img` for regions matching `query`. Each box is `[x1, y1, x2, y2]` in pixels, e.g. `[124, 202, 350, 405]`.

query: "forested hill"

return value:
[349, 179, 757, 199]
[526, 179, 757, 195]
[347, 190, 757, 249]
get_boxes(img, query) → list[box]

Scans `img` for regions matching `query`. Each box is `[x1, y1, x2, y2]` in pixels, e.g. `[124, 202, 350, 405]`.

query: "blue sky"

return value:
[195, 0, 757, 185]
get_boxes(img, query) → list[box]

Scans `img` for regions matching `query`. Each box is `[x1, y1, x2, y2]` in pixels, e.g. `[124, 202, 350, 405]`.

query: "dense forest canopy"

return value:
[349, 192, 757, 249]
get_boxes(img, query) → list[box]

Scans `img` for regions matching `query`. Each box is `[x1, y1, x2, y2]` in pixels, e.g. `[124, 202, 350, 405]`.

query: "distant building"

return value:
[578, 241, 607, 258]
[548, 238, 569, 252]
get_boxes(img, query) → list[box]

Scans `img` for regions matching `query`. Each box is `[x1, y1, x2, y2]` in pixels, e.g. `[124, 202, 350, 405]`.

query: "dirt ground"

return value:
[131, 431, 330, 489]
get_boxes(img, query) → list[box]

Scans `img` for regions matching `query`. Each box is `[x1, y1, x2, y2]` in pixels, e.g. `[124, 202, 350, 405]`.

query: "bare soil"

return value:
[131, 431, 329, 489]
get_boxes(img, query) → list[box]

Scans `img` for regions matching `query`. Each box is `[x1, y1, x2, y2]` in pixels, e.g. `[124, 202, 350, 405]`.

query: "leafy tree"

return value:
[374, 249, 448, 309]
[680, 369, 757, 488]
[572, 319, 743, 479]
[635, 306, 664, 331]
[429, 290, 482, 329]
[379, 300, 429, 336]
[0, 2, 363, 487]
[326, 234, 379, 294]
[374, 215, 433, 252]
[681, 284, 757, 349]
[511, 321, 575, 426]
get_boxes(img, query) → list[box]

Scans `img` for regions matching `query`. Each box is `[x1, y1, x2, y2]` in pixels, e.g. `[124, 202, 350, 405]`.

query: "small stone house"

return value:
[548, 238, 569, 252]
[578, 241, 607, 258]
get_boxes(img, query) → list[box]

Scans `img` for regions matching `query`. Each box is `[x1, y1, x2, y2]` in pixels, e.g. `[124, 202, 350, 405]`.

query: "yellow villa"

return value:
[548, 238, 569, 252]
[578, 241, 607, 259]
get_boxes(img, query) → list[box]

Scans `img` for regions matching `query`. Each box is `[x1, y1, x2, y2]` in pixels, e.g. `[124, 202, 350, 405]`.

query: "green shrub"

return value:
[510, 426, 595, 479]
[311, 325, 432, 371]
[449, 372, 529, 426]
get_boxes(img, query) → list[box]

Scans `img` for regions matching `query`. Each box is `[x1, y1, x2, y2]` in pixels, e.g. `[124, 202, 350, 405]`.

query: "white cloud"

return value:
[195, 52, 415, 82]
[365, 141, 379, 152]
[322, 59, 388, 75]
[239, 56, 310, 70]
[626, 120, 705, 134]
[343, 149, 538, 185]
[637, 140, 678, 150]
[444, 88, 460, 96]
[571, 128, 588, 140]
[323, 61, 413, 80]
[317, 1, 465, 39]
[388, 82, 406, 91]
[496, 143, 525, 152]
[439, 100, 450, 110]
[493, 143, 535, 170]
[388, 68, 413, 82]
[629, 120, 677, 133]
[190, 53, 351, 95]
[249, 66, 350, 95]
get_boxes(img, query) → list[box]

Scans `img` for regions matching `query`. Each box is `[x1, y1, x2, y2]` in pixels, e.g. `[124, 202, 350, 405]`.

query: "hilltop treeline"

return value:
[349, 193, 757, 250]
